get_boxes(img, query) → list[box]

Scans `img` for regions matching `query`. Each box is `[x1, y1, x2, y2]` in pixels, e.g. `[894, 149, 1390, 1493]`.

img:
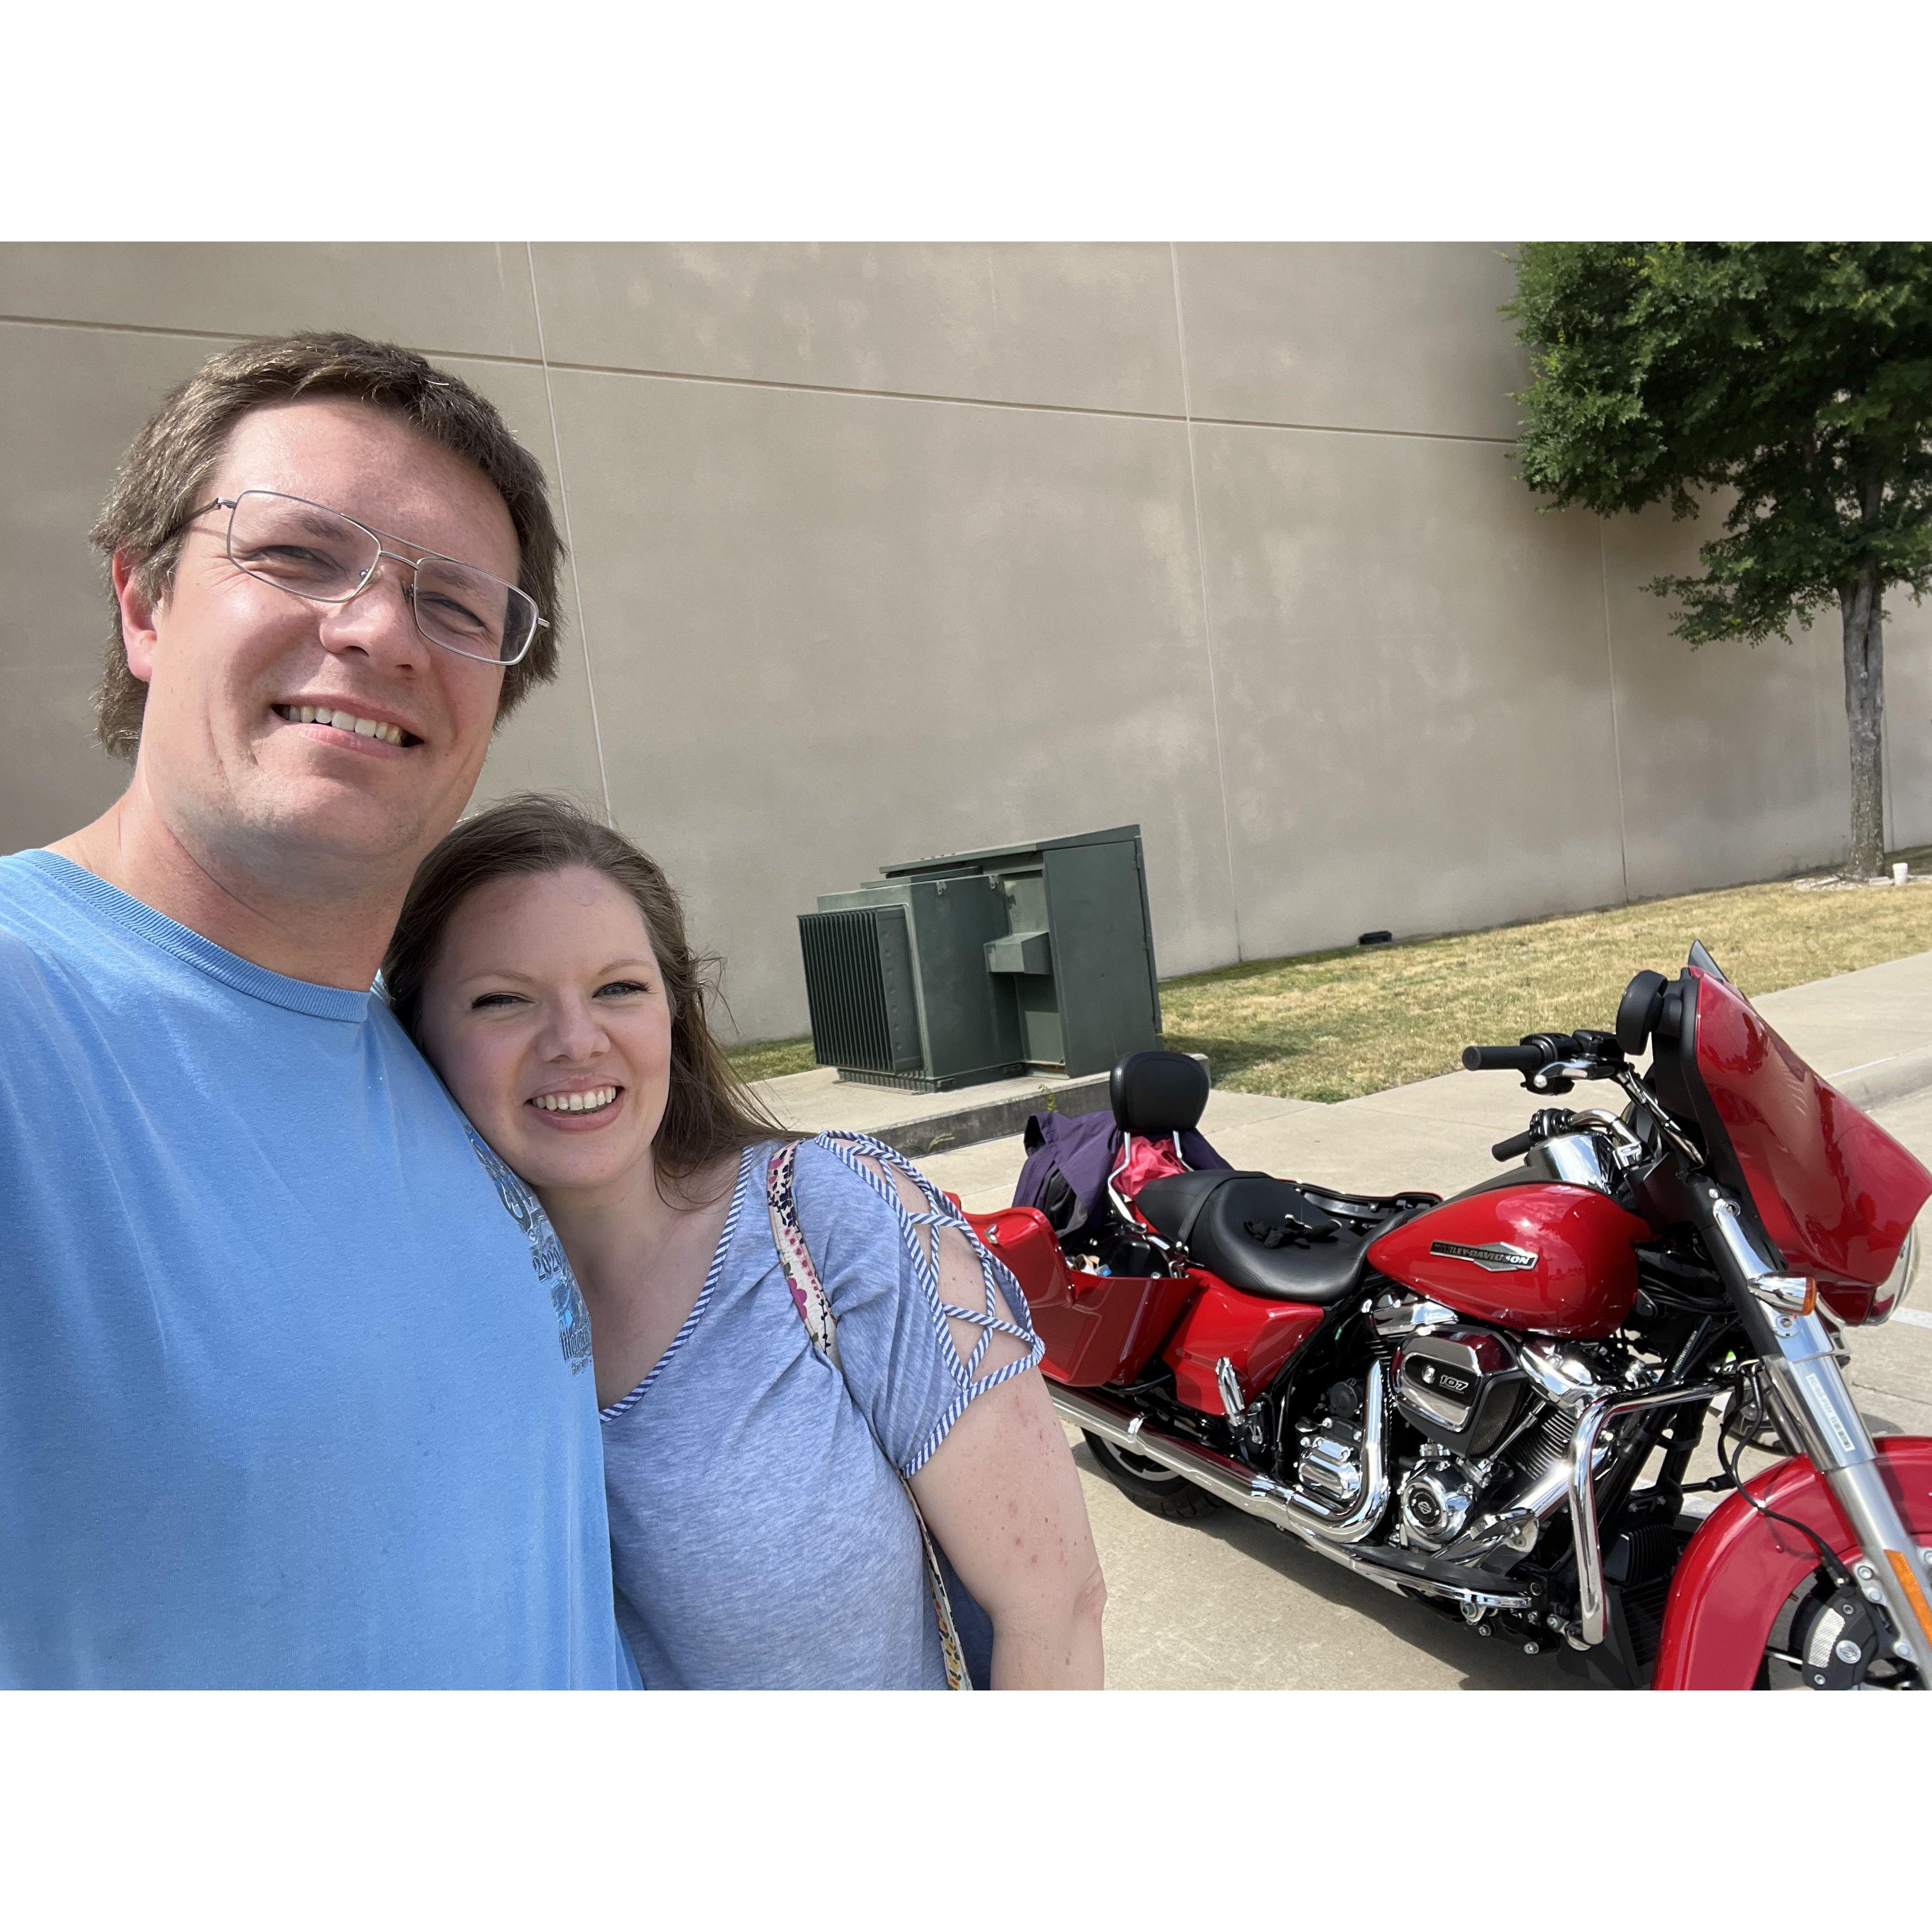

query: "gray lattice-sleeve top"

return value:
[598, 1133, 1042, 1689]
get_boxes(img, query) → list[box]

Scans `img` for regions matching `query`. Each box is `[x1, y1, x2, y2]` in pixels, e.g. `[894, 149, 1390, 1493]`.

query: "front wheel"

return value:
[1756, 1568, 1923, 1690]
[1082, 1430, 1224, 1520]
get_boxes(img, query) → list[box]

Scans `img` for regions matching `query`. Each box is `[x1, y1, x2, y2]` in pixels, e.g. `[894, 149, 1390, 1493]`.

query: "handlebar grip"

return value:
[1462, 1044, 1547, 1072]
[1491, 1127, 1537, 1163]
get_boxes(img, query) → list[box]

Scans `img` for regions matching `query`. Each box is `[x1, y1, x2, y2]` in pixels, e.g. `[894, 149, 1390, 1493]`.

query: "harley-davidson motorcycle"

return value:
[964, 945, 1932, 1688]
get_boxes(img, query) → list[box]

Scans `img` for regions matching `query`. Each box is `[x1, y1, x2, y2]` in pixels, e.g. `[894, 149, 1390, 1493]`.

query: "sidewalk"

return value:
[916, 947, 1932, 1214]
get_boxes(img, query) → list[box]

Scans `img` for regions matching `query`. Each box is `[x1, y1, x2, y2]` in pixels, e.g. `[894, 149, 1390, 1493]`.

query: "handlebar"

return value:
[1462, 1044, 1549, 1073]
[1491, 1107, 1578, 1164]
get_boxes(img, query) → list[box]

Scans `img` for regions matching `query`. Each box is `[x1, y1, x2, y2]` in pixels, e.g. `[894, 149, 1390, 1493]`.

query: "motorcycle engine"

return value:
[1381, 1313, 1651, 1557]
[1376, 1307, 1562, 1553]
[1298, 1301, 1656, 1564]
[1398, 1446, 1483, 1551]
[1295, 1380, 1366, 1506]
[1393, 1328, 1525, 1459]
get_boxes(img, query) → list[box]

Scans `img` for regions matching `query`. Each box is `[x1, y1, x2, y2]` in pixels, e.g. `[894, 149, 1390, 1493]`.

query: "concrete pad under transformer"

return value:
[748, 1053, 1230, 1162]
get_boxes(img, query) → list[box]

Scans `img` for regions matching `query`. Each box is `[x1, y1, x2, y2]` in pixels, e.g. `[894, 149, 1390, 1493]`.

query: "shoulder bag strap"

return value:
[765, 1140, 972, 1691]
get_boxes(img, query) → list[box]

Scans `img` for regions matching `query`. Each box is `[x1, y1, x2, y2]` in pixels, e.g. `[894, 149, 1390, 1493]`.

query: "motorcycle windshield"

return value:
[1687, 965, 1932, 1287]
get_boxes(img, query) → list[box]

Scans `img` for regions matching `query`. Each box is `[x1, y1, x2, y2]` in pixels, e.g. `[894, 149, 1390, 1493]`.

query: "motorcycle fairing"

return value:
[1670, 965, 1932, 1293]
[1652, 1437, 1932, 1690]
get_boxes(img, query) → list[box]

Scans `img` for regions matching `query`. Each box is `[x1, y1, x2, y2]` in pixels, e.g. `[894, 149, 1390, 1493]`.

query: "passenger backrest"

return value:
[1110, 1050, 1209, 1136]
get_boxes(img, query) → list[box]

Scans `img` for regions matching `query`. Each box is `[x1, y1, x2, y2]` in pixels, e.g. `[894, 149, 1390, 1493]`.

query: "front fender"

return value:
[1652, 1437, 1932, 1690]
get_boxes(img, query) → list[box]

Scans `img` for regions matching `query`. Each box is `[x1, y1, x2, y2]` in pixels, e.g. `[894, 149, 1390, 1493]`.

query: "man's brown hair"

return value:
[88, 331, 564, 761]
[382, 792, 795, 1205]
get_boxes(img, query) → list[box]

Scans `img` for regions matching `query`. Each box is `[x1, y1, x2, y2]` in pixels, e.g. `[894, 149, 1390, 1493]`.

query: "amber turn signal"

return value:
[1883, 1549, 1932, 1647]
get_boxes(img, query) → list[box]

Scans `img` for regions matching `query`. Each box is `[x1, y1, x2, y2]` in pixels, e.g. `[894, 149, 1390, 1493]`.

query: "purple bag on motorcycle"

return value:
[1012, 1108, 1230, 1242]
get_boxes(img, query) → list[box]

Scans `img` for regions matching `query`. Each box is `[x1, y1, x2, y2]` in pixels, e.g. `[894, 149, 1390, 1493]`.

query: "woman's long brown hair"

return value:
[383, 792, 796, 1204]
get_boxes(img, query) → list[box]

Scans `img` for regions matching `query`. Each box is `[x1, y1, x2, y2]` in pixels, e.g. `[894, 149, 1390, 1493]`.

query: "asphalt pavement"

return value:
[916, 948, 1932, 1691]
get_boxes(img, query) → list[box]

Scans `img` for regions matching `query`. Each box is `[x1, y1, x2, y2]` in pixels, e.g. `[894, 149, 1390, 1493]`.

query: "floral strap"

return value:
[766, 1140, 971, 1691]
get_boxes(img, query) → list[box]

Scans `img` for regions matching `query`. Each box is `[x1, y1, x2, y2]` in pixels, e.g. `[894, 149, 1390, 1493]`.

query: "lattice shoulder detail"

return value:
[805, 1130, 1044, 1472]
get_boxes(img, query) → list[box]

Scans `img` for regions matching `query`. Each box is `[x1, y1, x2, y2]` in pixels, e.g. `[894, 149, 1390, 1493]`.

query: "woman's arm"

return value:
[909, 1355, 1107, 1689]
[855, 1156, 1105, 1688]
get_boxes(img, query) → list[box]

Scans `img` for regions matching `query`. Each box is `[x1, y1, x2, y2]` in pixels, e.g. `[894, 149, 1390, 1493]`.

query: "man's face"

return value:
[120, 398, 520, 892]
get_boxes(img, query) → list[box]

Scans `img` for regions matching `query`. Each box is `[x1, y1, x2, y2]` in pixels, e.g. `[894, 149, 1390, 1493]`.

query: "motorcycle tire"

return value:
[1082, 1430, 1224, 1520]
[1754, 1567, 1921, 1691]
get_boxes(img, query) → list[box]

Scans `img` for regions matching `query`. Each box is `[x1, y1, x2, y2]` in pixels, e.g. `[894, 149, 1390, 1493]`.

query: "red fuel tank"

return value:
[1366, 1184, 1651, 1338]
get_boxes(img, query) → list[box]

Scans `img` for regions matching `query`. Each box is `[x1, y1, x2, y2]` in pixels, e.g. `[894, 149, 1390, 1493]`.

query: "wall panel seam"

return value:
[1598, 520, 1632, 904]
[523, 244, 613, 825]
[1170, 242, 1245, 963]
[0, 311, 537, 367]
[0, 316, 1515, 444]
[1192, 414, 1512, 446]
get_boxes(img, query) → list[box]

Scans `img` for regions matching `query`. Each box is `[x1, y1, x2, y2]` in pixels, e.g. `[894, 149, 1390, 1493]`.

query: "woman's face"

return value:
[416, 865, 674, 1199]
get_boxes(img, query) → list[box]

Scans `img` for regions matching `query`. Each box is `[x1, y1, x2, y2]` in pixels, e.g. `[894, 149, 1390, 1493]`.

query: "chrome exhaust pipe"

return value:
[1053, 1367, 1536, 1614]
[1052, 1362, 1393, 1547]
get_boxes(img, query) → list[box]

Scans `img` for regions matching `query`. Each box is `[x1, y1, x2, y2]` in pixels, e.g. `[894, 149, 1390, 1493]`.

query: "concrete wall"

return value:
[3, 243, 1926, 1040]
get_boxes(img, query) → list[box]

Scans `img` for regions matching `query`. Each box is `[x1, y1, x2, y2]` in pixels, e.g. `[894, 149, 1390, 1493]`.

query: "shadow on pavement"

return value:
[1072, 1441, 1598, 1692]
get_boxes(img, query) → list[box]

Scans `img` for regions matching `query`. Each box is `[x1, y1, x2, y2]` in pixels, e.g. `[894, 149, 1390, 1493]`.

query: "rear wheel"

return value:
[1082, 1430, 1224, 1520]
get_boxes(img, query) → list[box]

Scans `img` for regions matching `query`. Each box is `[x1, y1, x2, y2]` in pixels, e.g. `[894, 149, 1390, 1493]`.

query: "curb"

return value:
[859, 1044, 1932, 1161]
[1833, 1044, 1932, 1113]
[851, 1053, 1210, 1161]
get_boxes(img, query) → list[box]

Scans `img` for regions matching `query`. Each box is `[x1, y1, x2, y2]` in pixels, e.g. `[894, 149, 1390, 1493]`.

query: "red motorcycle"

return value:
[966, 945, 1932, 1688]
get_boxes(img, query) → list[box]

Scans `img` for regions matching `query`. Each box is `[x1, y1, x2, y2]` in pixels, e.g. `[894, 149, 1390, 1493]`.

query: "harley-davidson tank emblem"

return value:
[1428, 1239, 1538, 1273]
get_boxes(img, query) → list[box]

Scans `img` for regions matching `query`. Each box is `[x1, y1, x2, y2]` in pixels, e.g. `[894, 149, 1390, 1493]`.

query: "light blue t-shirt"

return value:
[0, 851, 637, 1689]
[599, 1135, 1041, 1690]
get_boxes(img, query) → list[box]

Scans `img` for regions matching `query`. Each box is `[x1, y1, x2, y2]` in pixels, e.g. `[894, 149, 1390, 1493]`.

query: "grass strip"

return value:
[728, 859, 1932, 1104]
[1166, 869, 1932, 1101]
[725, 1035, 821, 1085]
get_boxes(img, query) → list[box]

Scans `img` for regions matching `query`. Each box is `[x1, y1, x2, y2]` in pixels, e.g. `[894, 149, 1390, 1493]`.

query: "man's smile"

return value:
[270, 702, 422, 749]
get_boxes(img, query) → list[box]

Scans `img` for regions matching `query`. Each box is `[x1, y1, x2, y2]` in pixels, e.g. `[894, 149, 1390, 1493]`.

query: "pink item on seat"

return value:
[1117, 1133, 1190, 1200]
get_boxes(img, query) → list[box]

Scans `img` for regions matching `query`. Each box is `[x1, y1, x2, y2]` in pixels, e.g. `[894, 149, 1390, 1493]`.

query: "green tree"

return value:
[1510, 242, 1932, 877]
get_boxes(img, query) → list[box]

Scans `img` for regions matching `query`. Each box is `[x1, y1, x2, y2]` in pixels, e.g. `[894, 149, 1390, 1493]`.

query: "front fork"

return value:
[1697, 1180, 1932, 1671]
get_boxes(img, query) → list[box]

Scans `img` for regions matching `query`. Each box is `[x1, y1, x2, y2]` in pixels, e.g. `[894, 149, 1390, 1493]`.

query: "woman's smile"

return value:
[528, 1083, 626, 1127]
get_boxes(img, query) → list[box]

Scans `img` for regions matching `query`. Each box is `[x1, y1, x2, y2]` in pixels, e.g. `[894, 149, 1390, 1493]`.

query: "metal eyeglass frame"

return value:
[174, 489, 547, 667]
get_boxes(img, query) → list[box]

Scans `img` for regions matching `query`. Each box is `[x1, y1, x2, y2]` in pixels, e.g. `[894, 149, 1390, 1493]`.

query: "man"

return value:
[0, 333, 638, 1687]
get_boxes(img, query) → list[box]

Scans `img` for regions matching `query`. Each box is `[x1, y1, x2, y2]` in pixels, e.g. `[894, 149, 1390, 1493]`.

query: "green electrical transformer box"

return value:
[798, 824, 1163, 1091]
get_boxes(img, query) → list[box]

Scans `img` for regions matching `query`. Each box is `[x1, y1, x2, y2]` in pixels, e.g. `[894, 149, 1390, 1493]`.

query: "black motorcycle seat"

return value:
[1136, 1171, 1380, 1305]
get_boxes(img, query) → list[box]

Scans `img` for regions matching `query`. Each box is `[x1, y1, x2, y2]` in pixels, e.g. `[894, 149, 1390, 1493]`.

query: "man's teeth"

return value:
[279, 705, 408, 746]
[531, 1087, 620, 1115]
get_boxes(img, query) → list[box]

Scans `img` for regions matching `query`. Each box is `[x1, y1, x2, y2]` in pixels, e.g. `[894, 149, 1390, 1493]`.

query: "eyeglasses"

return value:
[177, 489, 546, 667]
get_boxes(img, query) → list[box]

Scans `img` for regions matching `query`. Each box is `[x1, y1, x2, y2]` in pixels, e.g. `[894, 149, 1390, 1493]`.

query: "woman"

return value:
[383, 794, 1106, 1689]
